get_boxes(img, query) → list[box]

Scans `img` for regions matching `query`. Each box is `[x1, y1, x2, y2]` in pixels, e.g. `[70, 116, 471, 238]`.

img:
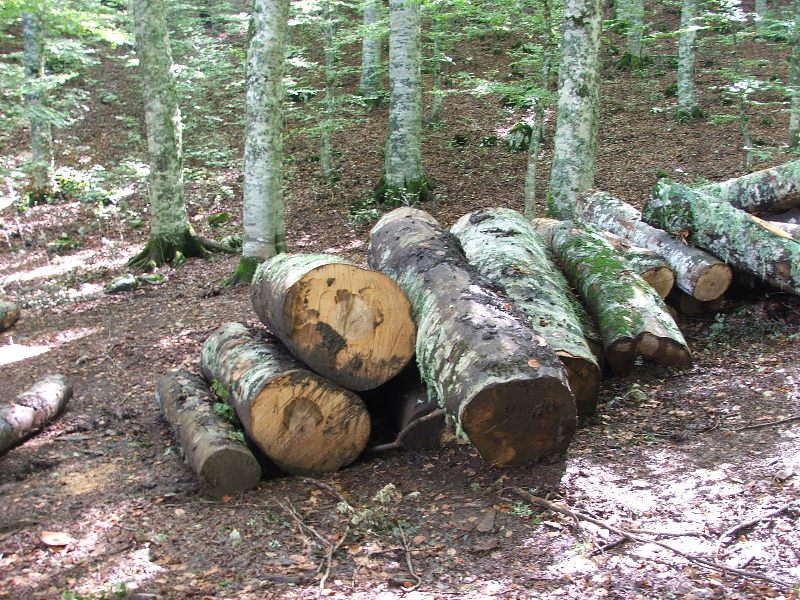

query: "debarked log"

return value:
[700, 159, 800, 214]
[201, 323, 371, 474]
[251, 252, 416, 391]
[0, 375, 71, 454]
[450, 208, 602, 415]
[368, 207, 576, 467]
[155, 370, 261, 497]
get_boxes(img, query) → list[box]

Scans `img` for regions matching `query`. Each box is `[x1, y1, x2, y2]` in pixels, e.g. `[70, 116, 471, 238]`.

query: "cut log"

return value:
[155, 370, 261, 497]
[368, 207, 576, 467]
[251, 252, 416, 391]
[599, 230, 675, 298]
[574, 190, 731, 301]
[534, 219, 692, 373]
[450, 208, 602, 416]
[667, 289, 724, 316]
[700, 159, 800, 214]
[0, 301, 20, 332]
[200, 323, 370, 474]
[644, 181, 800, 295]
[0, 375, 71, 454]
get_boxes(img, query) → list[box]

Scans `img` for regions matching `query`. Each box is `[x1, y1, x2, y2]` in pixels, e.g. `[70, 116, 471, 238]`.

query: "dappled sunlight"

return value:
[0, 327, 99, 367]
[1, 241, 134, 284]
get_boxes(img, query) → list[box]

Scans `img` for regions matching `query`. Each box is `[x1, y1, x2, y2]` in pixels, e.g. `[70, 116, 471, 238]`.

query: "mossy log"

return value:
[200, 323, 371, 474]
[450, 208, 601, 416]
[155, 370, 261, 497]
[0, 375, 71, 454]
[0, 301, 20, 332]
[574, 190, 731, 301]
[534, 219, 691, 373]
[700, 159, 800, 214]
[251, 253, 416, 391]
[368, 207, 576, 467]
[598, 230, 675, 298]
[644, 181, 800, 295]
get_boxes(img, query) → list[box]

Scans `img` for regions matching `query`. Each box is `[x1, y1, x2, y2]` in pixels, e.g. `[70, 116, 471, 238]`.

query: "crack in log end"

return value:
[314, 321, 348, 358]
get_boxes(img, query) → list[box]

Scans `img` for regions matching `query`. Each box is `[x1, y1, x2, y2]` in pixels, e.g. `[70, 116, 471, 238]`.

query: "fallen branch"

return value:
[736, 415, 800, 431]
[716, 501, 798, 558]
[300, 477, 352, 510]
[397, 523, 422, 591]
[510, 488, 794, 591]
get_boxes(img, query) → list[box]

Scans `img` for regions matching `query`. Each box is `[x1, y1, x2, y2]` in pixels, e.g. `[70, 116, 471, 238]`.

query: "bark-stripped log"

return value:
[368, 207, 576, 467]
[699, 160, 800, 214]
[155, 370, 262, 497]
[450, 208, 601, 415]
[534, 219, 692, 372]
[599, 230, 675, 298]
[574, 190, 731, 301]
[0, 375, 71, 454]
[201, 323, 370, 474]
[251, 253, 416, 391]
[644, 181, 800, 294]
[0, 301, 20, 332]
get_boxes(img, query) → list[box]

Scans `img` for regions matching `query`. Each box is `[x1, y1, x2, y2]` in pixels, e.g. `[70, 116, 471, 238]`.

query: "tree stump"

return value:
[0, 375, 71, 454]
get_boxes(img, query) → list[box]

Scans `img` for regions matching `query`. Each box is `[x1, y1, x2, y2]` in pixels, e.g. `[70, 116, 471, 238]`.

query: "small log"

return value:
[534, 219, 691, 373]
[700, 159, 800, 214]
[667, 289, 724, 317]
[450, 208, 601, 415]
[0, 301, 20, 332]
[599, 230, 675, 298]
[201, 323, 370, 475]
[368, 207, 576, 467]
[155, 370, 261, 497]
[251, 253, 416, 391]
[0, 375, 71, 454]
[644, 181, 800, 295]
[575, 190, 731, 301]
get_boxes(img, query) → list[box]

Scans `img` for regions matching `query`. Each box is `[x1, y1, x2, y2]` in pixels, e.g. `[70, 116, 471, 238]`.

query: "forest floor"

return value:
[1, 7, 800, 600]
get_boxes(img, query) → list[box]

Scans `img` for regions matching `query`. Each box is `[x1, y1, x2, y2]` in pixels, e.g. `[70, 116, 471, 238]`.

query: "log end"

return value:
[641, 267, 675, 299]
[638, 333, 692, 367]
[605, 339, 638, 373]
[460, 378, 576, 467]
[560, 356, 602, 416]
[693, 263, 733, 302]
[201, 446, 262, 498]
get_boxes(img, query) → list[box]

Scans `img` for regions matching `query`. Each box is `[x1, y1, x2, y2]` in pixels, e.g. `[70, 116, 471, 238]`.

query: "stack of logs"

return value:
[156, 159, 800, 498]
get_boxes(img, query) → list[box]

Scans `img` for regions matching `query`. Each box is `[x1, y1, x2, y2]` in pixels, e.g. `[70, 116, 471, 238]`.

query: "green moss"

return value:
[676, 105, 704, 123]
[373, 175, 434, 207]
[221, 256, 261, 287]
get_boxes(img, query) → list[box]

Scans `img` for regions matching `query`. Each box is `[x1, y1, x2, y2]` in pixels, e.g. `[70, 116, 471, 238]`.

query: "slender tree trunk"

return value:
[618, 0, 647, 69]
[547, 0, 603, 219]
[359, 0, 384, 99]
[754, 0, 767, 35]
[677, 0, 702, 121]
[319, 0, 337, 183]
[426, 35, 444, 125]
[790, 0, 800, 147]
[379, 0, 429, 204]
[23, 12, 54, 202]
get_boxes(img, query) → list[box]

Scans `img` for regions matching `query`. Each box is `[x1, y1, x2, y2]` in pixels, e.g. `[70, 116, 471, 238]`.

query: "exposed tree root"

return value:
[373, 176, 434, 206]
[127, 230, 235, 271]
[220, 256, 262, 287]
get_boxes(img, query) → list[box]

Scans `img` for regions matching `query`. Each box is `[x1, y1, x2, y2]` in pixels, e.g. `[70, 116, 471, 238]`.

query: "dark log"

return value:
[155, 370, 261, 497]
[450, 208, 602, 415]
[201, 323, 371, 474]
[0, 301, 20, 332]
[368, 207, 576, 467]
[700, 160, 800, 214]
[644, 181, 800, 295]
[574, 190, 731, 301]
[251, 252, 416, 391]
[534, 219, 692, 373]
[667, 289, 724, 317]
[0, 375, 71, 454]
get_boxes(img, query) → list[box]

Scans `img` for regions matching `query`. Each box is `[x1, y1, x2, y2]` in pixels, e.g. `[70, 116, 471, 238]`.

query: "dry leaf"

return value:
[40, 531, 76, 547]
[472, 536, 499, 552]
[476, 509, 496, 533]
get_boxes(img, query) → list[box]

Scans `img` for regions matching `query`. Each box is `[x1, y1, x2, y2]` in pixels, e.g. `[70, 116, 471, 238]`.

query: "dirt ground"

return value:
[1, 7, 799, 599]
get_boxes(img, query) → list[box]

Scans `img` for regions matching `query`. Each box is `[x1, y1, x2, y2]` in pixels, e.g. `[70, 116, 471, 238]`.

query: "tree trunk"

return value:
[451, 208, 601, 416]
[677, 0, 702, 121]
[599, 231, 676, 298]
[426, 35, 444, 125]
[755, 0, 768, 35]
[617, 0, 648, 69]
[359, 0, 384, 99]
[155, 370, 261, 497]
[790, 0, 800, 147]
[23, 12, 54, 202]
[534, 219, 692, 373]
[574, 190, 731, 300]
[699, 161, 800, 215]
[201, 323, 371, 474]
[644, 181, 800, 294]
[368, 207, 576, 467]
[319, 0, 337, 183]
[0, 375, 71, 454]
[251, 253, 416, 391]
[547, 0, 603, 219]
[0, 301, 20, 332]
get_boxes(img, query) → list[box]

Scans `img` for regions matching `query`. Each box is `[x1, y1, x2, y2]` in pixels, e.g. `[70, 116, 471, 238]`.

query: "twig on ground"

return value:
[397, 523, 422, 591]
[318, 525, 350, 596]
[301, 477, 352, 510]
[510, 487, 794, 591]
[736, 415, 800, 431]
[716, 500, 798, 557]
[366, 409, 446, 453]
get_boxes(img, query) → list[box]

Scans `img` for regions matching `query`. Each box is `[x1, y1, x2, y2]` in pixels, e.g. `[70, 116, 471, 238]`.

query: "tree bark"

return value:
[451, 208, 601, 416]
[251, 253, 416, 391]
[0, 375, 71, 454]
[369, 207, 576, 467]
[0, 301, 20, 332]
[645, 181, 800, 294]
[534, 219, 692, 373]
[699, 160, 800, 215]
[790, 0, 800, 147]
[23, 12, 54, 201]
[319, 0, 337, 183]
[155, 370, 261, 497]
[599, 231, 676, 298]
[617, 0, 648, 69]
[201, 323, 370, 474]
[574, 190, 731, 300]
[677, 0, 702, 121]
[359, 0, 384, 99]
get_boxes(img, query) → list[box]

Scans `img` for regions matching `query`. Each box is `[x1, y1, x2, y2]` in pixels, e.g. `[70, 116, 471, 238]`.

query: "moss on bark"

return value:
[373, 175, 433, 206]
[221, 256, 263, 287]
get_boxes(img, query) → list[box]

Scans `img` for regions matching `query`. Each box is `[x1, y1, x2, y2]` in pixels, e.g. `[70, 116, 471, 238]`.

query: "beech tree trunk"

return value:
[0, 375, 71, 454]
[451, 208, 601, 415]
[699, 160, 800, 214]
[0, 301, 20, 332]
[201, 323, 370, 474]
[645, 181, 800, 294]
[574, 190, 731, 300]
[155, 370, 261, 497]
[251, 253, 416, 391]
[535, 219, 692, 373]
[369, 208, 576, 467]
[677, 0, 702, 120]
[617, 0, 648, 69]
[23, 12, 54, 201]
[359, 0, 384, 99]
[790, 0, 800, 147]
[319, 0, 337, 183]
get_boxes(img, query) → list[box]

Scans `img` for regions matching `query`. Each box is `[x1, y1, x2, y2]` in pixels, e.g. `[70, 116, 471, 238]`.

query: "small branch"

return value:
[319, 525, 349, 597]
[736, 415, 800, 431]
[365, 440, 401, 453]
[716, 501, 797, 557]
[301, 477, 352, 510]
[397, 523, 422, 591]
